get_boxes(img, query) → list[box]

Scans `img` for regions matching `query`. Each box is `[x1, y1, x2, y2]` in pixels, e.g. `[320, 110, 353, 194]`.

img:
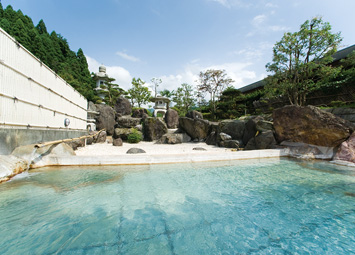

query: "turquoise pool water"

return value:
[0, 158, 354, 254]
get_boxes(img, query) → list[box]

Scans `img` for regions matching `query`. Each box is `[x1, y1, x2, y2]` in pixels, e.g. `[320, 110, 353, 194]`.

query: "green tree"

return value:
[128, 78, 151, 107]
[198, 69, 234, 119]
[151, 77, 162, 97]
[172, 83, 196, 116]
[99, 77, 125, 106]
[265, 17, 342, 106]
[12, 18, 31, 48]
[216, 86, 243, 119]
[160, 89, 174, 98]
[0, 2, 4, 18]
[36, 19, 47, 35]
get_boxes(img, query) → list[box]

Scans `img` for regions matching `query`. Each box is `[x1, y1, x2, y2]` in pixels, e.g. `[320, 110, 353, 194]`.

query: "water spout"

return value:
[26, 146, 38, 172]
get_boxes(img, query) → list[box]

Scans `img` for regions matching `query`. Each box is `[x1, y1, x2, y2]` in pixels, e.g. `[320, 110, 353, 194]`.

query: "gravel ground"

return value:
[75, 141, 231, 156]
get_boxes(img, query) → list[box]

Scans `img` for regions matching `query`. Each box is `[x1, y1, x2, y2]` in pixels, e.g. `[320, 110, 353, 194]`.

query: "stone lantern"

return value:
[150, 95, 170, 117]
[92, 65, 109, 100]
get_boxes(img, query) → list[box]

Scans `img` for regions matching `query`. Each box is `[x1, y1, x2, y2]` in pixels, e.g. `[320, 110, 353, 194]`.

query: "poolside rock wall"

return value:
[0, 155, 27, 183]
[333, 132, 355, 163]
[273, 105, 354, 147]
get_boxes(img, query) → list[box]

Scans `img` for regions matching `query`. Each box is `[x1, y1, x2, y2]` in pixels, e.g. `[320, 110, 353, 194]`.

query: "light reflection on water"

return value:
[0, 158, 354, 254]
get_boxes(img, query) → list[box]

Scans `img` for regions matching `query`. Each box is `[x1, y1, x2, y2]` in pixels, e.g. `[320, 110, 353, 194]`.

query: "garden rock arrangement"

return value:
[273, 105, 354, 147]
[143, 117, 168, 141]
[94, 104, 116, 135]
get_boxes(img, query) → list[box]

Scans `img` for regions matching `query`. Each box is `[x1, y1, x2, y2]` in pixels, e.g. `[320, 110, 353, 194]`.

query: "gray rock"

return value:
[114, 96, 132, 116]
[218, 132, 232, 141]
[158, 133, 191, 144]
[242, 117, 258, 145]
[281, 141, 336, 160]
[165, 109, 179, 128]
[193, 147, 207, 151]
[219, 140, 240, 149]
[94, 130, 107, 143]
[94, 104, 116, 135]
[206, 131, 218, 146]
[113, 138, 123, 146]
[113, 128, 132, 141]
[126, 148, 146, 154]
[185, 110, 203, 119]
[132, 108, 149, 118]
[65, 138, 85, 150]
[135, 124, 143, 132]
[245, 130, 277, 150]
[219, 120, 246, 141]
[143, 117, 168, 141]
[179, 117, 210, 140]
[116, 116, 141, 128]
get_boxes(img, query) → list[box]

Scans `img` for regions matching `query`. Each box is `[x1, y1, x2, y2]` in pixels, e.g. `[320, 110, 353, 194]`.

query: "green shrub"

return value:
[127, 128, 143, 143]
[330, 100, 346, 107]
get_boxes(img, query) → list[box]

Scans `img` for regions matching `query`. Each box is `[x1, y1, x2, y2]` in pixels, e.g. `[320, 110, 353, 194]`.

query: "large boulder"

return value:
[158, 133, 191, 144]
[116, 116, 141, 128]
[132, 108, 149, 119]
[164, 109, 179, 129]
[242, 116, 274, 145]
[333, 132, 355, 163]
[143, 117, 168, 141]
[94, 104, 116, 135]
[273, 105, 354, 147]
[179, 117, 210, 140]
[244, 130, 277, 150]
[94, 130, 107, 143]
[218, 120, 246, 144]
[114, 96, 132, 116]
[185, 110, 203, 119]
[113, 128, 132, 140]
[65, 138, 86, 150]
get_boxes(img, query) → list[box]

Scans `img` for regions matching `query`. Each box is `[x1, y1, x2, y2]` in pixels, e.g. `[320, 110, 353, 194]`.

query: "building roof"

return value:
[238, 44, 355, 93]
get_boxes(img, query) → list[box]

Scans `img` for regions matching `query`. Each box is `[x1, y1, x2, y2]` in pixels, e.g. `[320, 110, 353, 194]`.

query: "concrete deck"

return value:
[33, 149, 289, 167]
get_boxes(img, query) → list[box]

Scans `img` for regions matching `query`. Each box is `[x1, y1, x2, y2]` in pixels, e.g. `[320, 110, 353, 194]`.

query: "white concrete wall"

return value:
[0, 27, 88, 130]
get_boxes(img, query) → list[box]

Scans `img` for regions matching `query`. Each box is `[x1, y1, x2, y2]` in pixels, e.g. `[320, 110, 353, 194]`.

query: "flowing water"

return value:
[0, 158, 354, 254]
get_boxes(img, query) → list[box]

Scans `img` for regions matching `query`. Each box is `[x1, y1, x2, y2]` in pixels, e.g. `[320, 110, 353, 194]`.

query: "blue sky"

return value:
[2, 0, 355, 92]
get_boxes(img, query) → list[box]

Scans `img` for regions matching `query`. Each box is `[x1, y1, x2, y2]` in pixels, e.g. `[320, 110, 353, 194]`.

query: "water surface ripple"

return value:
[0, 158, 354, 254]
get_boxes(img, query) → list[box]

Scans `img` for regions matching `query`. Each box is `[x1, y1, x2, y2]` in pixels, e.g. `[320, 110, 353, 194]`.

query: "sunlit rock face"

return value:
[0, 155, 27, 183]
[334, 132, 355, 163]
[273, 105, 354, 147]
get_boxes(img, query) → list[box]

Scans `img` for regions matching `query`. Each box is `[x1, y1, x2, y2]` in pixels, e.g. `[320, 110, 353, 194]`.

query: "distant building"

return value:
[238, 44, 355, 95]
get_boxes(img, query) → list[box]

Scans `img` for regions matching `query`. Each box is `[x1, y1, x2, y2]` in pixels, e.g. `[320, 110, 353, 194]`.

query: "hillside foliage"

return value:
[0, 4, 96, 101]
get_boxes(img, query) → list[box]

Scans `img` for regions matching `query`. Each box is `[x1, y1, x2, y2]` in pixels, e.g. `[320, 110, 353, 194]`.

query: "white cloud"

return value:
[252, 14, 267, 27]
[233, 42, 274, 61]
[151, 61, 258, 95]
[269, 25, 290, 32]
[86, 55, 133, 91]
[265, 2, 278, 8]
[116, 51, 141, 62]
[208, 0, 251, 9]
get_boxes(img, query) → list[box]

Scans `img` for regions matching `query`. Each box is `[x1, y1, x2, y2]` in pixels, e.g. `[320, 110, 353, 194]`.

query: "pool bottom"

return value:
[0, 158, 354, 254]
